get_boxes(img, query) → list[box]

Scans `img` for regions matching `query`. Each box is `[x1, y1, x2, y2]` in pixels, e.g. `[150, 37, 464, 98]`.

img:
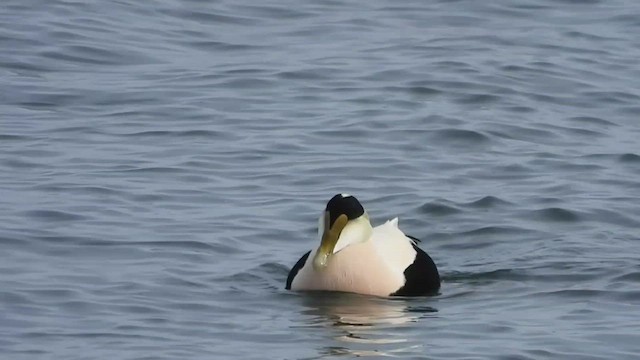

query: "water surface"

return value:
[2, 0, 640, 359]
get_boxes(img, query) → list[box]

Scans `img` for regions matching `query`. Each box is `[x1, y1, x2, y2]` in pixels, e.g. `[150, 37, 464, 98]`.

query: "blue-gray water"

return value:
[2, 0, 640, 359]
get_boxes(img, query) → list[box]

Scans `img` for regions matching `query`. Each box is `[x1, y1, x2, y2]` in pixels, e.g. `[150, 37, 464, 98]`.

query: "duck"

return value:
[286, 194, 440, 297]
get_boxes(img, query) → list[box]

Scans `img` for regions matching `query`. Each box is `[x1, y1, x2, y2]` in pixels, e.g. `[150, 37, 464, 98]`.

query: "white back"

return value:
[371, 218, 416, 274]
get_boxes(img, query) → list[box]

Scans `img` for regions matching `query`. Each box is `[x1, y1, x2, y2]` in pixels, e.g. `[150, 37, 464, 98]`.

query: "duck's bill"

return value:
[312, 213, 348, 270]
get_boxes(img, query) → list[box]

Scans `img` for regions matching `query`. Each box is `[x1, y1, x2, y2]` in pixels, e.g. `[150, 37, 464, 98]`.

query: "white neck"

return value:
[332, 215, 373, 254]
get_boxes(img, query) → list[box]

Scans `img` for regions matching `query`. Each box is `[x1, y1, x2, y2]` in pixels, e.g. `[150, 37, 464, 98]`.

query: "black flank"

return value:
[285, 251, 310, 290]
[391, 242, 441, 296]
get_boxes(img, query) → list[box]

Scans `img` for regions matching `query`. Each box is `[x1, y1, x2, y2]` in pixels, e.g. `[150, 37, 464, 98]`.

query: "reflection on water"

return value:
[296, 293, 437, 358]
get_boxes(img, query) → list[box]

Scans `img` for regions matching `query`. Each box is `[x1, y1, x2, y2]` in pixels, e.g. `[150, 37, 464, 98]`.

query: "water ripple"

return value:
[25, 210, 88, 222]
[527, 207, 582, 222]
[2, 0, 640, 359]
[464, 196, 512, 208]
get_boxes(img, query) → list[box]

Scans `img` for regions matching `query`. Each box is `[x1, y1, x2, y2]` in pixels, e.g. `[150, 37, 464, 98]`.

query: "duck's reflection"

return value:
[297, 292, 437, 358]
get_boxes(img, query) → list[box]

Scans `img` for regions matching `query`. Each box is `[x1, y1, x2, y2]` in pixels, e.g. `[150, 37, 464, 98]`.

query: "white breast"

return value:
[290, 219, 417, 297]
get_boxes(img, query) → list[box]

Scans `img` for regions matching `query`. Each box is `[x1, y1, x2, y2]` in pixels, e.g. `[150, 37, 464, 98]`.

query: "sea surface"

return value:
[1, 0, 640, 359]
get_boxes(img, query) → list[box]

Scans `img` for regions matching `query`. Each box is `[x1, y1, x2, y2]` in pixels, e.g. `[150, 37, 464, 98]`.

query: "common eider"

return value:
[286, 194, 440, 297]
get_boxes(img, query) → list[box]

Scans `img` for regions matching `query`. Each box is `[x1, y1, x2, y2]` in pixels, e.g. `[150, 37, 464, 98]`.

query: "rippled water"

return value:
[2, 0, 640, 359]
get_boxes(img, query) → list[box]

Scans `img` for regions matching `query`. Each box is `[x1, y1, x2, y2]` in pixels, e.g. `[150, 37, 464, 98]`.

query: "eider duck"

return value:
[286, 194, 440, 297]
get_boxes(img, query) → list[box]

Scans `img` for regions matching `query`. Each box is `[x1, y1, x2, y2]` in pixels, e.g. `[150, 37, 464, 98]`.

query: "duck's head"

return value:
[313, 194, 373, 270]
